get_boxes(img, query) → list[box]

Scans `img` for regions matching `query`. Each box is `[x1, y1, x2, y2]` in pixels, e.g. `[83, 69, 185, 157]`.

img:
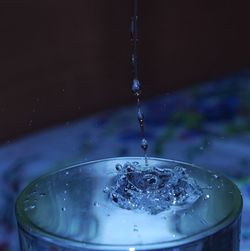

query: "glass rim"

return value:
[15, 156, 243, 250]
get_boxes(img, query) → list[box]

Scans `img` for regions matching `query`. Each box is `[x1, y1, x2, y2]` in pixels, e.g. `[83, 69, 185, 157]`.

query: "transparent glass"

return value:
[15, 157, 242, 251]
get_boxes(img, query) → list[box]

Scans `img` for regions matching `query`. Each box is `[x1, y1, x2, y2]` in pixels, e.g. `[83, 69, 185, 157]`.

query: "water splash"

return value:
[105, 162, 202, 215]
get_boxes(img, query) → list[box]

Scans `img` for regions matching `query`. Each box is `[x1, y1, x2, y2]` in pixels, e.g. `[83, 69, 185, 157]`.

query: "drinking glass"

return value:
[16, 157, 242, 251]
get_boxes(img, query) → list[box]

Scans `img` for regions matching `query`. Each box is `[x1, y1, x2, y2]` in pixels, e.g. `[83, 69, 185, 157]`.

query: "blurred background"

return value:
[1, 0, 250, 142]
[1, 1, 250, 251]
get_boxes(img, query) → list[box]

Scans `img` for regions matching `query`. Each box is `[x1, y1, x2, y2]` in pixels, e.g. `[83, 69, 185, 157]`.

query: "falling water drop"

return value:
[141, 138, 148, 151]
[137, 109, 144, 125]
[132, 79, 141, 96]
[130, 0, 148, 165]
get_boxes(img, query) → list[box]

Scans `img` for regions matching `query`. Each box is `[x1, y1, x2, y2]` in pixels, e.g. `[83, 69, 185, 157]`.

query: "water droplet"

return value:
[25, 205, 36, 211]
[133, 224, 139, 232]
[137, 109, 144, 124]
[213, 174, 219, 179]
[205, 194, 210, 200]
[115, 164, 122, 172]
[201, 186, 212, 191]
[65, 171, 69, 175]
[132, 79, 141, 95]
[111, 193, 119, 203]
[147, 176, 157, 184]
[61, 207, 66, 211]
[132, 161, 139, 166]
[141, 138, 148, 151]
[131, 17, 135, 36]
[131, 54, 136, 64]
[93, 201, 100, 207]
[29, 190, 37, 196]
[64, 190, 67, 194]
[103, 186, 110, 193]
[125, 162, 135, 173]
[65, 183, 69, 187]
